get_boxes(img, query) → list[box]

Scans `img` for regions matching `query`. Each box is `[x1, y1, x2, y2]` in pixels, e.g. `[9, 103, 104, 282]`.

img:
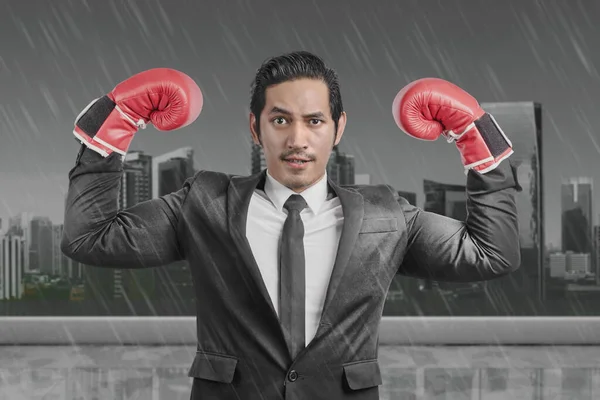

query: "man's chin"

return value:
[278, 175, 309, 191]
[282, 173, 325, 192]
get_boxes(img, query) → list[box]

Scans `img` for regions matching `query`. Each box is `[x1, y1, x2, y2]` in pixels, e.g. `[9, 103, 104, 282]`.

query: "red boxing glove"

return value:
[73, 68, 203, 157]
[392, 77, 513, 174]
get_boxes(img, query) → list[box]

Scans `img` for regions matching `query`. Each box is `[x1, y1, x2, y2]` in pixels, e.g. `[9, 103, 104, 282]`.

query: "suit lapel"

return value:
[318, 179, 365, 323]
[296, 179, 365, 359]
[227, 170, 279, 319]
[227, 171, 365, 361]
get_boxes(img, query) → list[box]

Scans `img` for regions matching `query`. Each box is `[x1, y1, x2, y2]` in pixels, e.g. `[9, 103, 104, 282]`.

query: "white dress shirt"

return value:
[246, 170, 344, 344]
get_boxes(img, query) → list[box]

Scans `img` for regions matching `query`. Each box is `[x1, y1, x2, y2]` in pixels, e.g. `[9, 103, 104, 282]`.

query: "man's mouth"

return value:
[284, 158, 311, 165]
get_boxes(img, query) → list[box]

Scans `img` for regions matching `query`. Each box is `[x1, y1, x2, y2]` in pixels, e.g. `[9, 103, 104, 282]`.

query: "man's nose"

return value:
[286, 123, 309, 148]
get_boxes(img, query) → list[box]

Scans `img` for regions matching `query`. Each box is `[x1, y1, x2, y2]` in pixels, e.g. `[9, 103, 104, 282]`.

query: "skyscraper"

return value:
[85, 151, 157, 303]
[51, 224, 71, 276]
[422, 179, 491, 299]
[423, 180, 467, 221]
[594, 225, 600, 283]
[158, 158, 195, 197]
[120, 150, 155, 301]
[251, 143, 267, 175]
[121, 151, 152, 208]
[153, 148, 196, 308]
[561, 177, 593, 254]
[481, 102, 544, 302]
[28, 216, 53, 274]
[7, 212, 31, 272]
[402, 180, 470, 298]
[327, 146, 355, 185]
[0, 233, 25, 300]
[397, 191, 417, 207]
[152, 147, 194, 199]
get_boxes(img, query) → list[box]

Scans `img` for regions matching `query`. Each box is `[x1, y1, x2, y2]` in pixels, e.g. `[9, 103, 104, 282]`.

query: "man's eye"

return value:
[273, 117, 286, 125]
[309, 119, 322, 125]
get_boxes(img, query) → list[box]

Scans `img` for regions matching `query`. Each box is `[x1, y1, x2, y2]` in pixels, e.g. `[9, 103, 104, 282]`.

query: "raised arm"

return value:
[396, 161, 521, 281]
[61, 68, 203, 268]
[391, 77, 522, 281]
[61, 147, 197, 268]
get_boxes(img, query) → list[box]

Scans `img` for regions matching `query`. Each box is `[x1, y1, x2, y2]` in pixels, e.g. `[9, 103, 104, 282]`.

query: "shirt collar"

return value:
[264, 170, 329, 215]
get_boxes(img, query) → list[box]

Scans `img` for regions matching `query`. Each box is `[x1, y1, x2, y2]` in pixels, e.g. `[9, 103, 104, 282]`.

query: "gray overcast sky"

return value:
[1, 0, 599, 247]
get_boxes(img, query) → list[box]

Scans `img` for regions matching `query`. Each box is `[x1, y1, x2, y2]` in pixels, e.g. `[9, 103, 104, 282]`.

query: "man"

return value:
[62, 51, 521, 400]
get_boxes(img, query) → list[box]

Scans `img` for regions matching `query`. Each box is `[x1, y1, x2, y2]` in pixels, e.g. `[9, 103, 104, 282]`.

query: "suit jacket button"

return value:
[288, 370, 298, 382]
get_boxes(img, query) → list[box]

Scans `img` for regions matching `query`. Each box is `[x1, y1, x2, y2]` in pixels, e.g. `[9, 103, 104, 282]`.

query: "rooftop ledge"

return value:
[0, 316, 598, 345]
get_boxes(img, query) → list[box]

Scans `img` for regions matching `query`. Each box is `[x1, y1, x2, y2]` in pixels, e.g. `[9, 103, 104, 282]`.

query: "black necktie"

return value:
[279, 194, 308, 359]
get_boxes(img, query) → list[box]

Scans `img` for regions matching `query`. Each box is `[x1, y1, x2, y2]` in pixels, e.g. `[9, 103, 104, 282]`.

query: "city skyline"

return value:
[2, 135, 599, 314]
[1, 126, 598, 250]
[1, 0, 600, 247]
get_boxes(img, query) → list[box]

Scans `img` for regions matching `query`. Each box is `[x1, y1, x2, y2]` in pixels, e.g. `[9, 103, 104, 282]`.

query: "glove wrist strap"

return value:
[76, 96, 116, 137]
[471, 113, 513, 158]
[72, 96, 142, 157]
[453, 113, 514, 175]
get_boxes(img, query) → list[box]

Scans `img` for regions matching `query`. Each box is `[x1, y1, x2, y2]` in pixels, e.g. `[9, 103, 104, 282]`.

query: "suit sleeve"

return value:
[395, 161, 522, 282]
[60, 145, 194, 268]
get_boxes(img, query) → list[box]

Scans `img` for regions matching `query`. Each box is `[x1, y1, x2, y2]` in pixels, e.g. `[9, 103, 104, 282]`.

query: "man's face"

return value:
[250, 78, 346, 192]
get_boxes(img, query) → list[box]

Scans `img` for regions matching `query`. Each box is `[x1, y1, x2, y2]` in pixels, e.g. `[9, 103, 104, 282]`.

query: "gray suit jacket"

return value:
[61, 146, 521, 400]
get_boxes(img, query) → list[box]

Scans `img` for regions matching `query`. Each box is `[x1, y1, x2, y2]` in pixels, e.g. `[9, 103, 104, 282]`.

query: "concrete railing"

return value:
[1, 316, 599, 345]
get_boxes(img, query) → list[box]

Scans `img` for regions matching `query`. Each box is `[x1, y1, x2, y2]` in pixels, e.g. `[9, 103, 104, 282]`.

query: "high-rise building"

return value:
[7, 212, 32, 237]
[561, 177, 593, 255]
[51, 224, 71, 276]
[51, 217, 82, 281]
[548, 251, 593, 281]
[251, 143, 267, 175]
[481, 102, 544, 302]
[67, 258, 83, 282]
[0, 233, 25, 300]
[327, 147, 355, 185]
[338, 157, 355, 186]
[326, 152, 338, 182]
[417, 180, 475, 296]
[152, 148, 196, 306]
[121, 151, 156, 300]
[423, 180, 467, 221]
[51, 224, 62, 275]
[121, 151, 153, 208]
[549, 253, 567, 278]
[84, 151, 158, 302]
[158, 158, 196, 197]
[397, 191, 417, 207]
[29, 216, 53, 274]
[152, 147, 194, 199]
[7, 212, 31, 272]
[593, 225, 600, 284]
[567, 252, 591, 276]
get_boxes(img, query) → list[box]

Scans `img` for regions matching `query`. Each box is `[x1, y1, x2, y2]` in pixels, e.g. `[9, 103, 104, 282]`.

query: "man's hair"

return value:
[250, 51, 344, 138]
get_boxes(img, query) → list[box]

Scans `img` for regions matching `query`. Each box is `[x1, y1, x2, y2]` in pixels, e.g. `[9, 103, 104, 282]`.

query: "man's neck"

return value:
[267, 171, 327, 193]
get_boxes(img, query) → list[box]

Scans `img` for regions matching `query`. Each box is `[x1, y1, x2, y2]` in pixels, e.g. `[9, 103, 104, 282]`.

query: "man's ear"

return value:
[249, 113, 261, 146]
[334, 111, 347, 146]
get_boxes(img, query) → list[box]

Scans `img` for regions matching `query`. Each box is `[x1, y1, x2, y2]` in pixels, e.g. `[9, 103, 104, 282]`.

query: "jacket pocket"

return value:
[187, 351, 238, 383]
[359, 218, 398, 234]
[342, 359, 382, 390]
